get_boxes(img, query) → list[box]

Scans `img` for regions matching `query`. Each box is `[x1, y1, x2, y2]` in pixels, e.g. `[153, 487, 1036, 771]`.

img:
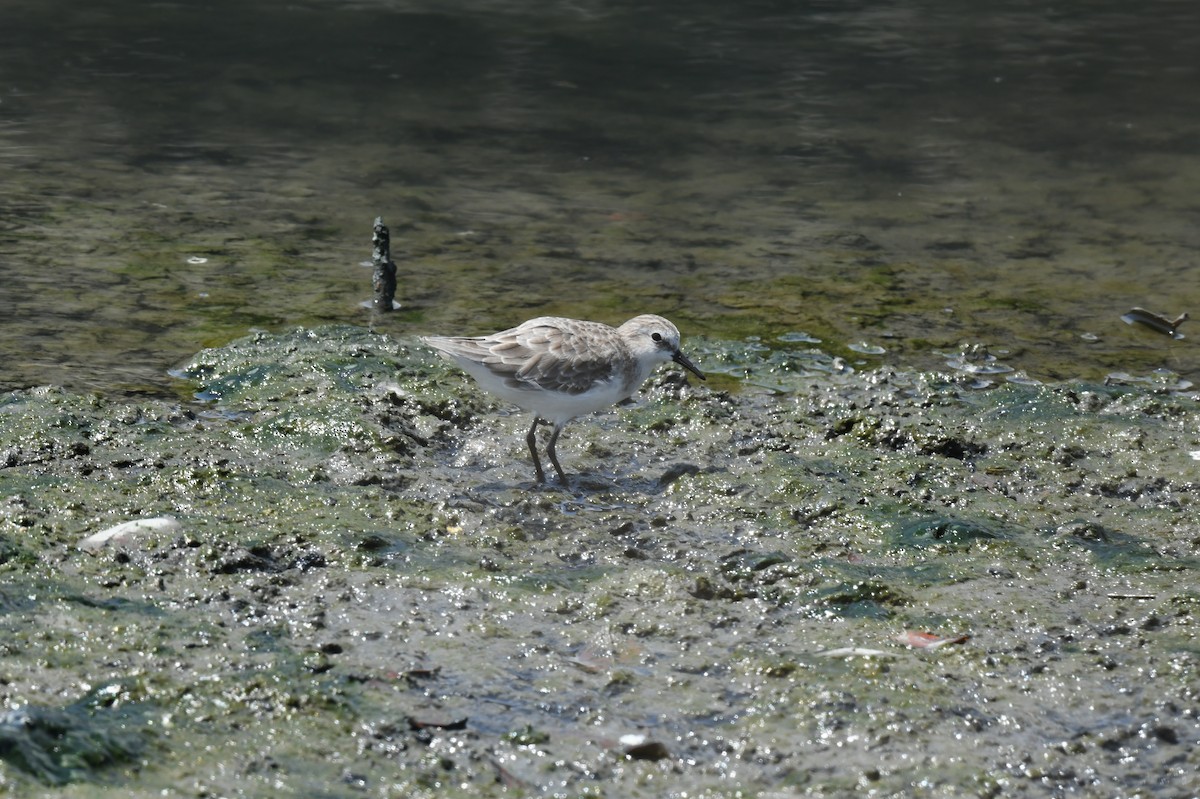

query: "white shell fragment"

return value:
[78, 516, 182, 553]
[815, 647, 896, 658]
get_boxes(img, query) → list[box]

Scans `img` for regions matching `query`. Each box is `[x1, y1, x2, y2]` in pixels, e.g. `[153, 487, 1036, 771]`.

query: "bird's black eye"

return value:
[651, 332, 662, 342]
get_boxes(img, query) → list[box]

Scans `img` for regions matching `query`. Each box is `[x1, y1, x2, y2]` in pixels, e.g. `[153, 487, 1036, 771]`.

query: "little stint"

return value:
[422, 314, 705, 484]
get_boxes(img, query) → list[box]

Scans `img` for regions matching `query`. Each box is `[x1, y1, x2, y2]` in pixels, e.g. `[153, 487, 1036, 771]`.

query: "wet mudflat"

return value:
[2, 326, 1197, 797]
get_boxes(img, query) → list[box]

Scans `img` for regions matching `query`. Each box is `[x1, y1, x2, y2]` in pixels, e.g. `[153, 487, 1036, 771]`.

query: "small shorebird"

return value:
[422, 314, 705, 484]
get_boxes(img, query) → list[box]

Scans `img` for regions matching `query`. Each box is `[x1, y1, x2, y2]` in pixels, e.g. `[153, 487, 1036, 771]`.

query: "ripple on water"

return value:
[847, 341, 886, 355]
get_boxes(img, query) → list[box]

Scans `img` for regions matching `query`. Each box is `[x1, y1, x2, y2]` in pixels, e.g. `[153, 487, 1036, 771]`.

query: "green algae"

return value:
[0, 683, 154, 786]
[2, 326, 1199, 796]
[891, 515, 1015, 550]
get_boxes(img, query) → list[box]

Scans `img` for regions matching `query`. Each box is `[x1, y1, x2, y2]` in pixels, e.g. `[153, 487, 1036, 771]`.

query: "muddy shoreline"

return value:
[2, 325, 1197, 796]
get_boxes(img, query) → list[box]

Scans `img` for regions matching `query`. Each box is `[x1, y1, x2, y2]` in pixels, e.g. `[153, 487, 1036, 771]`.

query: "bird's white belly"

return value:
[509, 381, 631, 422]
[453, 357, 635, 423]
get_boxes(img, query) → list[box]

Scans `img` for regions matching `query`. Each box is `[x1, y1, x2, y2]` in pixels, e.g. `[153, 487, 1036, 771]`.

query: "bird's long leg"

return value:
[546, 422, 568, 485]
[526, 417, 546, 484]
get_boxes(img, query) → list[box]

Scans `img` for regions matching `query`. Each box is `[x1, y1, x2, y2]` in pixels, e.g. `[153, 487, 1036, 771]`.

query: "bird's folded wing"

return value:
[494, 326, 615, 395]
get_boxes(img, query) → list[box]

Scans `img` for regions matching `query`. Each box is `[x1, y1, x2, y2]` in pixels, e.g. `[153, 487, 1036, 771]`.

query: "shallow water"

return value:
[2, 0, 1199, 395]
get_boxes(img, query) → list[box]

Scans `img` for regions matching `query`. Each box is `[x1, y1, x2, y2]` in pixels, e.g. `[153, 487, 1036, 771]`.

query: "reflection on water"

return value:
[1, 0, 1198, 395]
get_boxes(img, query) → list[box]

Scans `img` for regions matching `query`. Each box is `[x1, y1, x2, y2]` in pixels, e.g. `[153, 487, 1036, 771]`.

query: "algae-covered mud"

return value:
[2, 326, 1198, 797]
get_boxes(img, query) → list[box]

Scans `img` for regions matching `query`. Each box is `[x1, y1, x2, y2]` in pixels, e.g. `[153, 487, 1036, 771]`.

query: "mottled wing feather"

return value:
[507, 323, 616, 395]
[426, 320, 620, 395]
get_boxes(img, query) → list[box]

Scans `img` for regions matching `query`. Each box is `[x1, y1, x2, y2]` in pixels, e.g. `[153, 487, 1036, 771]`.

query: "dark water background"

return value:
[2, 0, 1199, 395]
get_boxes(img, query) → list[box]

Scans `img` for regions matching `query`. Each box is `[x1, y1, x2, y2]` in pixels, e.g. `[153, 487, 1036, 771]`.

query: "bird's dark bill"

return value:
[673, 350, 706, 380]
